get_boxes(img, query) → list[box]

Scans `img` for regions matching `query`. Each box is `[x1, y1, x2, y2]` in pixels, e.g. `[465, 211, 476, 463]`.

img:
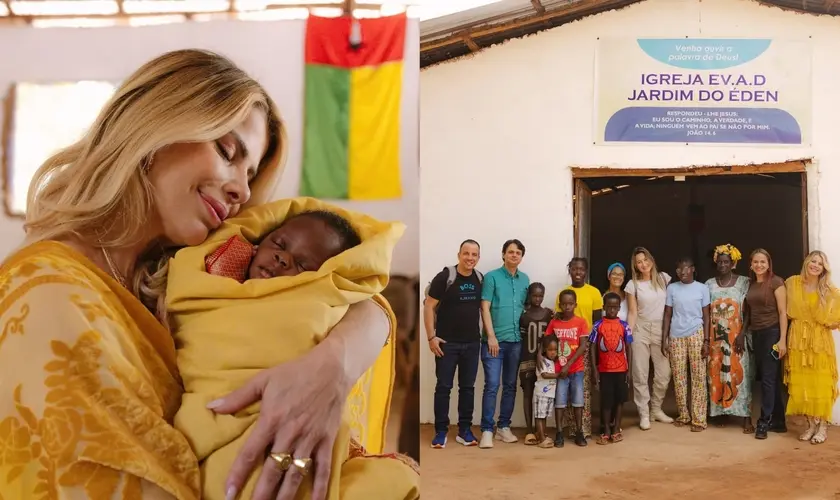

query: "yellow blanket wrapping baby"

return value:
[166, 198, 418, 499]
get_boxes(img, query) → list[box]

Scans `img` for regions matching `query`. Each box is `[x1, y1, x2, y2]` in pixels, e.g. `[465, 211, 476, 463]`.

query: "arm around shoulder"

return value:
[0, 277, 200, 499]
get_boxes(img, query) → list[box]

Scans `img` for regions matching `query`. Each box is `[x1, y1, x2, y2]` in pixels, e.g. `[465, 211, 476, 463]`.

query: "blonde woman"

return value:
[625, 246, 674, 430]
[785, 251, 840, 445]
[0, 50, 417, 500]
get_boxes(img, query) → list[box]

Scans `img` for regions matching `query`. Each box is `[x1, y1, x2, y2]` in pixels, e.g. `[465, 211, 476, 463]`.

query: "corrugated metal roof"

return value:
[420, 0, 840, 68]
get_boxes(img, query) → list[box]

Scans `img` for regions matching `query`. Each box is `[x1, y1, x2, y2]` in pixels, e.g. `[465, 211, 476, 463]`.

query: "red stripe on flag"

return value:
[305, 13, 407, 68]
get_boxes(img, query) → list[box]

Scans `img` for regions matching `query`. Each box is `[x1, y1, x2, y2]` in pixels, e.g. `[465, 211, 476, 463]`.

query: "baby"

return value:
[205, 209, 362, 281]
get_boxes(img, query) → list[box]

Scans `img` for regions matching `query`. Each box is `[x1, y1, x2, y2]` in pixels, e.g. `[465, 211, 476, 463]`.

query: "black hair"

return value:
[284, 210, 362, 253]
[460, 239, 480, 251]
[527, 282, 545, 297]
[541, 335, 558, 350]
[559, 289, 577, 301]
[604, 292, 621, 304]
[677, 256, 695, 267]
[502, 239, 525, 256]
[567, 257, 589, 272]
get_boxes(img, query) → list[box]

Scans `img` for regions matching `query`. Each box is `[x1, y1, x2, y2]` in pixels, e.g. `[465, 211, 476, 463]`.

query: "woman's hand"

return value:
[776, 340, 787, 359]
[701, 340, 710, 359]
[208, 299, 391, 500]
[733, 333, 746, 355]
[209, 345, 348, 500]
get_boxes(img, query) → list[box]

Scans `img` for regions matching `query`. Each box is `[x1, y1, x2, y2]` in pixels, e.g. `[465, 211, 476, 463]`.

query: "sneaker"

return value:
[554, 431, 565, 448]
[640, 416, 651, 431]
[574, 431, 587, 447]
[755, 422, 768, 440]
[431, 431, 447, 448]
[479, 430, 494, 449]
[456, 428, 479, 446]
[495, 427, 518, 443]
[651, 409, 674, 424]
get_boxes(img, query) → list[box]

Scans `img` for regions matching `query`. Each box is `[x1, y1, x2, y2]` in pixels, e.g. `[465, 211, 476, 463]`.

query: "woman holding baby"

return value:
[0, 50, 418, 500]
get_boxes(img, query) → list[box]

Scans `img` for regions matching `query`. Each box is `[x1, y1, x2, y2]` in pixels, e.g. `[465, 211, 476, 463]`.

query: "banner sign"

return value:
[595, 38, 811, 145]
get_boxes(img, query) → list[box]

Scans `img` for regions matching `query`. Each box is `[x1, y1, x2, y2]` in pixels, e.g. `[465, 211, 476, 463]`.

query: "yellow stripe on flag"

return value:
[348, 61, 402, 200]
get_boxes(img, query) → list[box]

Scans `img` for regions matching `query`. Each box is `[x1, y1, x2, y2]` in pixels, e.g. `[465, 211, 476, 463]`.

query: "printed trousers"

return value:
[670, 329, 708, 428]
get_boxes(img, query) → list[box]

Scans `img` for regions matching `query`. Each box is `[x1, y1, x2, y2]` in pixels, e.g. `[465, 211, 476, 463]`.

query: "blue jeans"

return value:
[433, 341, 481, 433]
[480, 341, 521, 432]
[555, 371, 585, 408]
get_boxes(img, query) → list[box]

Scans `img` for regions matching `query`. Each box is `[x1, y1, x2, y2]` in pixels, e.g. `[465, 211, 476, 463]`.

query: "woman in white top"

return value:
[625, 247, 674, 430]
[604, 262, 629, 321]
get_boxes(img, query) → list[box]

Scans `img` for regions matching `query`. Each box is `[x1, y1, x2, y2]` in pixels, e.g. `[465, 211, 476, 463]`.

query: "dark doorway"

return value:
[580, 172, 806, 291]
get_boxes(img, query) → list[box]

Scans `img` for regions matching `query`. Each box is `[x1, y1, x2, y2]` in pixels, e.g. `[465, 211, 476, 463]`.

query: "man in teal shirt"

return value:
[478, 239, 529, 448]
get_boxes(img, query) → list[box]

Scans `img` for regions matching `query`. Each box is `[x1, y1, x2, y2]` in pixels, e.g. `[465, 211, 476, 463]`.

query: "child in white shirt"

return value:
[534, 335, 561, 448]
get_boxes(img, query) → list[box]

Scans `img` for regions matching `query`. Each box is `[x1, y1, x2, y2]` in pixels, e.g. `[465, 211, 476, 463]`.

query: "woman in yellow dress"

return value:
[785, 250, 840, 445]
[0, 49, 418, 499]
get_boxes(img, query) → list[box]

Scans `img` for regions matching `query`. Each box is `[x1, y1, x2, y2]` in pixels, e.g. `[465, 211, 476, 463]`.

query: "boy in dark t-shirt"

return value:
[518, 283, 553, 446]
[425, 240, 484, 449]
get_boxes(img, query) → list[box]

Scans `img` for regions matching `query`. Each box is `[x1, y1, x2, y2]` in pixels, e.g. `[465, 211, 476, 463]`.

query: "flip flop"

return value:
[538, 437, 554, 448]
[610, 432, 624, 443]
[595, 434, 611, 445]
[524, 433, 538, 446]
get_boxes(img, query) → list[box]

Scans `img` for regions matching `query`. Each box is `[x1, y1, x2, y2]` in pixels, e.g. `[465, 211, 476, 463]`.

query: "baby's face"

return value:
[248, 216, 343, 279]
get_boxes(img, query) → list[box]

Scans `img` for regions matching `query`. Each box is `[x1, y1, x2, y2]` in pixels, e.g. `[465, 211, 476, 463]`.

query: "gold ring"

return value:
[292, 457, 312, 476]
[269, 452, 292, 471]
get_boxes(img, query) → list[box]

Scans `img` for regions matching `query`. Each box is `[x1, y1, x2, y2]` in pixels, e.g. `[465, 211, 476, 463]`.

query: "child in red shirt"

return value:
[542, 289, 590, 447]
[590, 292, 634, 445]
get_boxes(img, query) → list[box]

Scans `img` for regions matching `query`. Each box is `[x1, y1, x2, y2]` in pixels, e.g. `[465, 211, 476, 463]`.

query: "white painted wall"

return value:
[420, 0, 840, 427]
[0, 18, 419, 275]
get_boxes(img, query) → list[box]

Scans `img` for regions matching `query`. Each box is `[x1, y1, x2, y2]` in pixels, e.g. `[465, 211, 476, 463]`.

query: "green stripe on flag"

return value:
[300, 64, 351, 199]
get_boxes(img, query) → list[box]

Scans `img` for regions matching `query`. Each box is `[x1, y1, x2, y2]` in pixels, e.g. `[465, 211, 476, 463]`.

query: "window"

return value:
[3, 81, 117, 215]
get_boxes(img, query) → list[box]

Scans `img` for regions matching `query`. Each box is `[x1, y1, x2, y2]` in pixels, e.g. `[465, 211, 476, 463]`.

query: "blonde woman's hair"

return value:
[24, 49, 288, 322]
[630, 246, 666, 292]
[800, 250, 837, 305]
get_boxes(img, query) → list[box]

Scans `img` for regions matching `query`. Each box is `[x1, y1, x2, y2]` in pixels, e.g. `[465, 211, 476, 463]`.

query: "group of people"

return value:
[425, 239, 840, 450]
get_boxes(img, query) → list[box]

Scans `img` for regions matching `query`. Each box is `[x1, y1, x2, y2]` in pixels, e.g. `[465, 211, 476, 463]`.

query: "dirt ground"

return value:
[421, 410, 840, 500]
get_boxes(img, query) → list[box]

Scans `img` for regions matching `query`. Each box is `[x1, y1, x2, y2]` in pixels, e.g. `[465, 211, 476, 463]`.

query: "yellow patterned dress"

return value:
[784, 276, 840, 420]
[0, 241, 201, 499]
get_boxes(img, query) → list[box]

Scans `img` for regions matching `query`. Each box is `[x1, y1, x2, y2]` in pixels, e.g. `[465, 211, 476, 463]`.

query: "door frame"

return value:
[571, 159, 811, 261]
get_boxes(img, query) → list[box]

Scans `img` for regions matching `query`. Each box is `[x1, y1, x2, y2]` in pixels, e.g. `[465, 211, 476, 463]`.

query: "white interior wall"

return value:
[420, 0, 840, 428]
[0, 18, 419, 275]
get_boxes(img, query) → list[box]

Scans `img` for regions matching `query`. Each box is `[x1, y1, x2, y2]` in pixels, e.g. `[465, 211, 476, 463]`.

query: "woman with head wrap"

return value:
[705, 244, 753, 433]
[604, 263, 629, 321]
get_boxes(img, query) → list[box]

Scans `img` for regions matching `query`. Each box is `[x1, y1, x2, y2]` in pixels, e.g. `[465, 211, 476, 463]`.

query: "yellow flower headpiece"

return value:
[713, 244, 742, 264]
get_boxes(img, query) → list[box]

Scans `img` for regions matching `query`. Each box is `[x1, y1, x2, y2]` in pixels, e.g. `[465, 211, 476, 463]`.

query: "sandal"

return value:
[690, 424, 705, 432]
[810, 421, 828, 445]
[610, 432, 624, 443]
[538, 437, 554, 448]
[524, 433, 538, 446]
[595, 434, 610, 445]
[799, 418, 817, 442]
[743, 421, 755, 434]
[673, 421, 687, 428]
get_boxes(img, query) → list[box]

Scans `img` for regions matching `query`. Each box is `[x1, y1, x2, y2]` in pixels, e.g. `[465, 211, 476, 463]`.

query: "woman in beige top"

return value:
[625, 247, 674, 430]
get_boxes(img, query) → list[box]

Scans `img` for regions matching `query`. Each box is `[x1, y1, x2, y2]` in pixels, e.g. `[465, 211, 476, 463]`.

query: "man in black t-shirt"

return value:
[424, 239, 483, 449]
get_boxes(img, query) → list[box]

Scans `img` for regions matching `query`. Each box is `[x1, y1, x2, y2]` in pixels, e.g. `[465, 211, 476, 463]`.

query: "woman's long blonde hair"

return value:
[800, 250, 837, 305]
[24, 49, 288, 320]
[630, 246, 666, 292]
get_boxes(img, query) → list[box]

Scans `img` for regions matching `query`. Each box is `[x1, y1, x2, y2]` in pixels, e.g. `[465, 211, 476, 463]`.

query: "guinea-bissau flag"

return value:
[300, 13, 407, 200]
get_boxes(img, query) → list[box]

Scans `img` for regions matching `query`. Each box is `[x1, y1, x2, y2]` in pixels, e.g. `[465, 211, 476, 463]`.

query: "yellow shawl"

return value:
[167, 198, 410, 500]
[0, 242, 201, 499]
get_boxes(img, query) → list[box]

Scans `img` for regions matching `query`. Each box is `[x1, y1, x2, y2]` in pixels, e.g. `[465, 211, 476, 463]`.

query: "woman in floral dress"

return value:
[705, 244, 753, 432]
